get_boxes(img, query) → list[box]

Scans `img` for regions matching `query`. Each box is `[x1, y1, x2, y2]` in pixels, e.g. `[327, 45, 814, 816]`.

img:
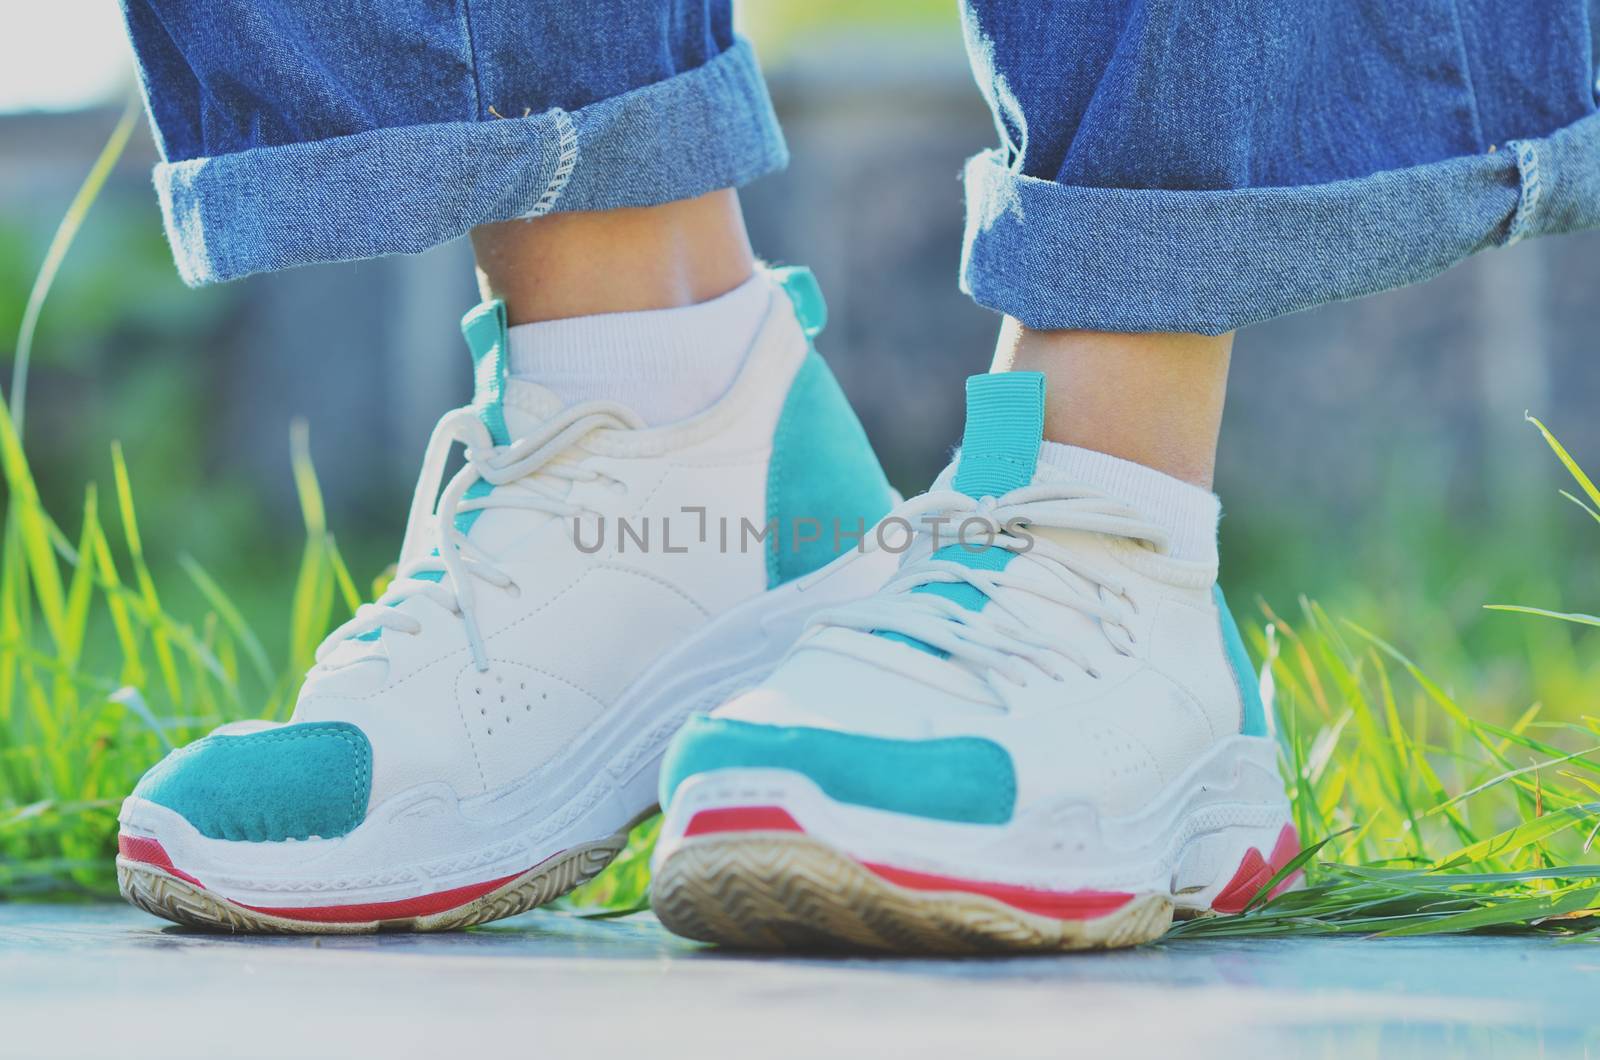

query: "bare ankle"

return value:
[470, 189, 755, 324]
[989, 318, 1232, 489]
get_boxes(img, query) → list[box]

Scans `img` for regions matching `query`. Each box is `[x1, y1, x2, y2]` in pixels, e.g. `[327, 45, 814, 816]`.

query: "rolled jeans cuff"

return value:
[960, 111, 1600, 335]
[154, 38, 787, 286]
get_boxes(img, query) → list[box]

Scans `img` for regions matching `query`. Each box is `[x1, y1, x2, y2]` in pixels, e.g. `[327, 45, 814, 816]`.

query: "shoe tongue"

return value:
[951, 372, 1046, 498]
[500, 378, 565, 435]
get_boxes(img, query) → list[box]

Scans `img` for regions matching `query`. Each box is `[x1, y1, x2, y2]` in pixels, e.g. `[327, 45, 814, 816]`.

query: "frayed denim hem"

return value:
[154, 38, 787, 286]
[959, 110, 1600, 335]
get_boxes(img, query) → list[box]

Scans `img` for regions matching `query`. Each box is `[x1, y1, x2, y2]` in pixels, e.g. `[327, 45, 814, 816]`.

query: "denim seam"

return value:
[522, 108, 578, 219]
[458, 0, 484, 121]
[1442, 0, 1487, 150]
[1506, 139, 1542, 246]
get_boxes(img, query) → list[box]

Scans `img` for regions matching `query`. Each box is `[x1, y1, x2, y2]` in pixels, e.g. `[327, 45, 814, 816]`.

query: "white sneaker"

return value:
[652, 371, 1298, 953]
[117, 266, 899, 932]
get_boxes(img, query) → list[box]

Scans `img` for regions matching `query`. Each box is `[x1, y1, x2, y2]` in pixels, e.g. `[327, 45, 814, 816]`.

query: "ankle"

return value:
[470, 190, 755, 325]
[990, 318, 1231, 489]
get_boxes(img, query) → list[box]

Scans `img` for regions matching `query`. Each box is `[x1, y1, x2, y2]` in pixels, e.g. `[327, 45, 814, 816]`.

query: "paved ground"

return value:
[1, 904, 1594, 1058]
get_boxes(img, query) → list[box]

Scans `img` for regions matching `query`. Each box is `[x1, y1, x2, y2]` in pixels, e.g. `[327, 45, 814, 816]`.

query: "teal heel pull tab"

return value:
[879, 371, 1046, 655]
[769, 265, 827, 339]
[460, 298, 511, 446]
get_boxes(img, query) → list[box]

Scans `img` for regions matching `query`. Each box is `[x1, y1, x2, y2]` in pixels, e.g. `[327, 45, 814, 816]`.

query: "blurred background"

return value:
[3, 0, 1598, 710]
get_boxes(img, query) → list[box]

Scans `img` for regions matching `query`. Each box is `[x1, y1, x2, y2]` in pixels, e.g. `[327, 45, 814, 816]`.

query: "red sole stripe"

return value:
[118, 833, 525, 924]
[681, 806, 1134, 921]
[861, 861, 1134, 920]
[1210, 823, 1303, 914]
[240, 872, 521, 922]
[119, 834, 205, 888]
[683, 805, 803, 836]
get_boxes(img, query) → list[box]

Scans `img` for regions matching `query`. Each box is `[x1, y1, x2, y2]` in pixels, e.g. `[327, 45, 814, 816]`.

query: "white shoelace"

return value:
[318, 400, 644, 671]
[808, 485, 1171, 685]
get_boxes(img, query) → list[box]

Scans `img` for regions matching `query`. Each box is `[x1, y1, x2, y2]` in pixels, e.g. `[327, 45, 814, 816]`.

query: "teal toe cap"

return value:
[133, 722, 373, 842]
[660, 716, 1015, 825]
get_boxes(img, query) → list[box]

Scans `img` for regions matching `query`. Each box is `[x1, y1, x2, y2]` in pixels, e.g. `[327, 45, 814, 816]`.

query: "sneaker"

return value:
[116, 266, 899, 932]
[651, 372, 1298, 953]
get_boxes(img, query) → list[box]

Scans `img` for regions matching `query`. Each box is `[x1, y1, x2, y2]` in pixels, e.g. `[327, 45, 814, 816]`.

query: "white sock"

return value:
[1036, 442, 1221, 566]
[505, 274, 769, 426]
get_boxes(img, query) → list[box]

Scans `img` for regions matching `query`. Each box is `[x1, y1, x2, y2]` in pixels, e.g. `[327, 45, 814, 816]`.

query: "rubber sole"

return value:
[117, 827, 631, 934]
[652, 832, 1174, 954]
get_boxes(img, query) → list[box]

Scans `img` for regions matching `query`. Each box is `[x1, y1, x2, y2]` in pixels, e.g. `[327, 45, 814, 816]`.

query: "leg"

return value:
[654, 0, 1600, 954]
[469, 189, 760, 423]
[991, 322, 1232, 489]
[471, 189, 755, 324]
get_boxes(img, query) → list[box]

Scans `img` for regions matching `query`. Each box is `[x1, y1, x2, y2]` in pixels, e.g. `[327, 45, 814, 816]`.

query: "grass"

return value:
[1168, 420, 1600, 939]
[5, 108, 1600, 937]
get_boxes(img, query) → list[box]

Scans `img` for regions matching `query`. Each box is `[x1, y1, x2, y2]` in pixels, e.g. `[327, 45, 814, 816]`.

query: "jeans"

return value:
[119, 1, 785, 286]
[122, 0, 1600, 333]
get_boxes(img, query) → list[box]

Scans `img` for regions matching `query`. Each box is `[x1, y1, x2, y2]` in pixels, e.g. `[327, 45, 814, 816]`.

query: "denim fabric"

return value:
[958, 0, 1600, 333]
[124, 0, 1600, 328]
[119, 0, 786, 285]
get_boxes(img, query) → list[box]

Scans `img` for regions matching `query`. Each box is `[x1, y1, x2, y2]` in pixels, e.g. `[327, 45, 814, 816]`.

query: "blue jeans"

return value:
[122, 0, 1600, 333]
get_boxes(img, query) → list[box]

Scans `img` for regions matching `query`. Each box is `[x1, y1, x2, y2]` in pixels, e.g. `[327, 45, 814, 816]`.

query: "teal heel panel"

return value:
[1215, 586, 1269, 737]
[766, 349, 894, 587]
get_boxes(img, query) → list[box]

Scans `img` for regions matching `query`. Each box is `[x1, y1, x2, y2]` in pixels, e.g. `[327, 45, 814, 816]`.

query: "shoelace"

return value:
[318, 399, 644, 671]
[807, 484, 1170, 686]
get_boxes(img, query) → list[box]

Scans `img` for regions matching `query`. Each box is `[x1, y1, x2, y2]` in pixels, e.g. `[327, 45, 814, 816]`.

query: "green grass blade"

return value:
[59, 485, 99, 671]
[1375, 885, 1600, 938]
[10, 97, 141, 434]
[0, 401, 67, 646]
[110, 443, 182, 703]
[1484, 604, 1600, 629]
[178, 554, 274, 687]
[1526, 414, 1600, 512]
